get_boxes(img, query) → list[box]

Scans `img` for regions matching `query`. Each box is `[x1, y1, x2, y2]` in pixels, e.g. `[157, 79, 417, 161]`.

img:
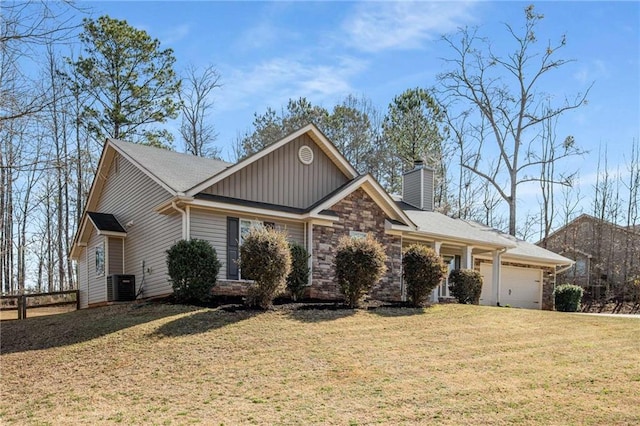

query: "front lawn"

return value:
[1, 303, 638, 425]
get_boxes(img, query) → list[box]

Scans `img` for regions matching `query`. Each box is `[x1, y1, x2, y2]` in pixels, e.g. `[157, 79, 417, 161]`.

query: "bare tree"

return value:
[0, 1, 80, 123]
[439, 5, 591, 235]
[537, 110, 581, 244]
[179, 64, 222, 158]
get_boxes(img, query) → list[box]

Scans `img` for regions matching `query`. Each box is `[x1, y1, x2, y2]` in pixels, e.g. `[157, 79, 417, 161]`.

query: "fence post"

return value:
[18, 295, 27, 320]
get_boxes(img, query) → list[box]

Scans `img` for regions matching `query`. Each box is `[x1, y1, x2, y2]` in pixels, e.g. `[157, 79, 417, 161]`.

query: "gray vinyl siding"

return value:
[108, 237, 124, 275]
[87, 229, 106, 305]
[95, 152, 181, 299]
[190, 208, 305, 281]
[202, 134, 349, 208]
[402, 169, 422, 209]
[78, 247, 89, 308]
[402, 167, 434, 211]
[190, 209, 227, 281]
[280, 222, 304, 246]
[423, 168, 434, 212]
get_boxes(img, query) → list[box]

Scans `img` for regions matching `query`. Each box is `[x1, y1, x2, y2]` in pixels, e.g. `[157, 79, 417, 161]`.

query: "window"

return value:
[227, 218, 277, 280]
[240, 219, 264, 245]
[95, 242, 105, 277]
[438, 255, 460, 298]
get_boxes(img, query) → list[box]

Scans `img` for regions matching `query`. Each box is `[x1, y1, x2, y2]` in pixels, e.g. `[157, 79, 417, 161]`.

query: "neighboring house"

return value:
[540, 214, 640, 299]
[70, 124, 572, 310]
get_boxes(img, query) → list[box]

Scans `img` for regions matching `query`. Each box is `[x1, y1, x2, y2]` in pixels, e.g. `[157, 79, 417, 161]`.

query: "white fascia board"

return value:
[403, 230, 513, 251]
[474, 253, 573, 267]
[188, 198, 305, 221]
[108, 139, 177, 196]
[154, 195, 195, 214]
[186, 124, 358, 197]
[309, 175, 415, 228]
[70, 215, 91, 260]
[385, 220, 414, 235]
[98, 231, 128, 238]
[82, 141, 112, 215]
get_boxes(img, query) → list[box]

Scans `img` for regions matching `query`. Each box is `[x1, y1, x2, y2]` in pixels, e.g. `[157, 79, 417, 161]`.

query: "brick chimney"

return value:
[402, 159, 434, 211]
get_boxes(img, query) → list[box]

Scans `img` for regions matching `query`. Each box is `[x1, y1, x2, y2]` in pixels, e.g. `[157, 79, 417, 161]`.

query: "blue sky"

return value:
[87, 2, 638, 161]
[85, 1, 638, 226]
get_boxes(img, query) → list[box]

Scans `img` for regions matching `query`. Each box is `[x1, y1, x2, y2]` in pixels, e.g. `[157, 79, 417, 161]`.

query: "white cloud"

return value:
[162, 24, 191, 45]
[343, 1, 477, 53]
[234, 23, 301, 51]
[217, 56, 367, 112]
[573, 59, 610, 84]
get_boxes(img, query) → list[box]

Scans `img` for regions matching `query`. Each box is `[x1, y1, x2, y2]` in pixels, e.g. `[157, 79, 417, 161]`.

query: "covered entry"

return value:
[479, 264, 543, 309]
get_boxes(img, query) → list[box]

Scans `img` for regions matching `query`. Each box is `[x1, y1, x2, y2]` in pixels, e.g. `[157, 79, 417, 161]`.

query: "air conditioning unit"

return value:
[107, 274, 136, 302]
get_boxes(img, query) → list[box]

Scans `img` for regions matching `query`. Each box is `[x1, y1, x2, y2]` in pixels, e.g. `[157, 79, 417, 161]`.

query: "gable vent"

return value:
[298, 145, 314, 165]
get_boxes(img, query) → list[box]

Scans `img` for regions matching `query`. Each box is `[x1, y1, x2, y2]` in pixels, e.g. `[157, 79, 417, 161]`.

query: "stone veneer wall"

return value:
[212, 280, 249, 297]
[474, 259, 555, 310]
[310, 188, 403, 301]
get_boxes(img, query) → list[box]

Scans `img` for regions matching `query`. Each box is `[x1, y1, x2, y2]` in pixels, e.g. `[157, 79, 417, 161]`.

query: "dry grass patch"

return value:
[1, 303, 639, 425]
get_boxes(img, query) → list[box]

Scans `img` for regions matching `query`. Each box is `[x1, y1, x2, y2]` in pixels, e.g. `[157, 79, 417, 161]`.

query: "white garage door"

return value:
[479, 264, 542, 310]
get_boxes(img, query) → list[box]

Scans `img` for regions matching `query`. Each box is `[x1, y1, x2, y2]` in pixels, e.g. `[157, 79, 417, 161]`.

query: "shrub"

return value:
[287, 242, 310, 301]
[166, 239, 221, 303]
[239, 226, 291, 309]
[402, 244, 448, 307]
[448, 269, 483, 305]
[554, 284, 584, 312]
[334, 234, 387, 308]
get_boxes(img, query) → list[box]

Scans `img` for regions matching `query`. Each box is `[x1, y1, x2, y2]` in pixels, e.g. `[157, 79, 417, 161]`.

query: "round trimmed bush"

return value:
[402, 244, 448, 307]
[448, 269, 483, 305]
[334, 234, 387, 308]
[238, 226, 291, 309]
[287, 242, 310, 301]
[166, 239, 221, 303]
[554, 284, 584, 312]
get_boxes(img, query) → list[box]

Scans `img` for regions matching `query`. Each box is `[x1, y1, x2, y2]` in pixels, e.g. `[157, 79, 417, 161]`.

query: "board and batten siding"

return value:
[402, 170, 422, 210]
[422, 168, 434, 212]
[92, 152, 181, 300]
[201, 134, 349, 209]
[190, 208, 306, 281]
[402, 167, 434, 211]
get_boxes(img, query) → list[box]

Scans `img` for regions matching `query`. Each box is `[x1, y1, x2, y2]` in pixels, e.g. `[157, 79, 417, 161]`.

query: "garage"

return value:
[479, 264, 543, 309]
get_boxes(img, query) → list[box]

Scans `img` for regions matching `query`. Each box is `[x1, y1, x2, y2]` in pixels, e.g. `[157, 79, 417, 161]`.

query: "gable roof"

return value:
[400, 204, 515, 249]
[398, 202, 573, 265]
[541, 213, 640, 244]
[109, 139, 232, 194]
[310, 174, 415, 227]
[185, 124, 358, 196]
[501, 235, 573, 266]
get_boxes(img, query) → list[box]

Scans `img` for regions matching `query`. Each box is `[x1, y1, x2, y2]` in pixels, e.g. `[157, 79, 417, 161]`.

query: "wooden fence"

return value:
[0, 290, 79, 320]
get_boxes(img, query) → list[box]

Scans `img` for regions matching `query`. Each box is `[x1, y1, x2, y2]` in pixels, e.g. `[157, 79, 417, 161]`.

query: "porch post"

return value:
[432, 241, 442, 302]
[461, 245, 473, 269]
[492, 249, 502, 306]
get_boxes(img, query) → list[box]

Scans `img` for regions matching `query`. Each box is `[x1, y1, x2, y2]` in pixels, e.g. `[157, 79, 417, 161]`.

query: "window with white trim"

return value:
[95, 242, 105, 277]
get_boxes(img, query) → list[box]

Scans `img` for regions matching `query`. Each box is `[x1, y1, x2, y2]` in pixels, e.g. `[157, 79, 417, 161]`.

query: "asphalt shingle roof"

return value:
[87, 212, 126, 233]
[109, 138, 232, 193]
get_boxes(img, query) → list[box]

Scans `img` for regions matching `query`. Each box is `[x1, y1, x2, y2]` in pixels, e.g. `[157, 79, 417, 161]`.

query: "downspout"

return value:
[172, 201, 188, 240]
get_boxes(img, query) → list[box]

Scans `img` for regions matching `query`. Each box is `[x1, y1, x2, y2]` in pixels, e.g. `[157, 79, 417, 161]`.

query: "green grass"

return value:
[1, 303, 639, 425]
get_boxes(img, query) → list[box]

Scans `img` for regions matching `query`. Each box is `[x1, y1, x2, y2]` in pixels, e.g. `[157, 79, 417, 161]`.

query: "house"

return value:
[70, 124, 573, 310]
[540, 214, 640, 300]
